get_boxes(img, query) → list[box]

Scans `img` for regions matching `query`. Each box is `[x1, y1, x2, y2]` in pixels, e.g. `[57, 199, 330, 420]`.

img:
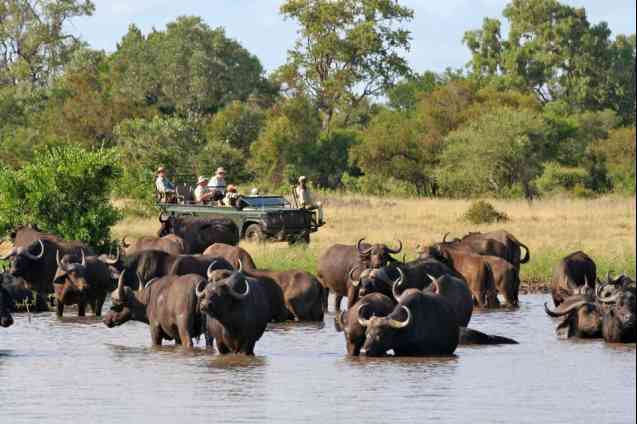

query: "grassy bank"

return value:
[110, 194, 636, 287]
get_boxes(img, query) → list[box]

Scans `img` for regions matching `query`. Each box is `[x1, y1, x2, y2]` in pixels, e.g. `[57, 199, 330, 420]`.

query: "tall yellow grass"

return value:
[110, 194, 636, 282]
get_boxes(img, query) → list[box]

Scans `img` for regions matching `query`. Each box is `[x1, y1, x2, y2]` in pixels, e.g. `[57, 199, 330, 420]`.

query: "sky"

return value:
[69, 0, 636, 74]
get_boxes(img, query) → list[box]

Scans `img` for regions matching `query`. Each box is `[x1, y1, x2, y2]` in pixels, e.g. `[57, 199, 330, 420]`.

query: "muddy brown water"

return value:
[1, 295, 635, 424]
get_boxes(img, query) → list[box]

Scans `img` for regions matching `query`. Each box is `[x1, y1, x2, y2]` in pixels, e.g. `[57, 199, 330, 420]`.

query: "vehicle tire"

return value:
[244, 224, 266, 243]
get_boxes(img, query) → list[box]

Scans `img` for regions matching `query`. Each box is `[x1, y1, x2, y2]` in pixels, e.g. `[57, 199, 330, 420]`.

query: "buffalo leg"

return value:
[334, 294, 344, 312]
[242, 341, 256, 356]
[77, 302, 86, 317]
[150, 325, 163, 346]
[177, 319, 194, 349]
[56, 301, 64, 317]
[93, 296, 105, 317]
[216, 340, 230, 354]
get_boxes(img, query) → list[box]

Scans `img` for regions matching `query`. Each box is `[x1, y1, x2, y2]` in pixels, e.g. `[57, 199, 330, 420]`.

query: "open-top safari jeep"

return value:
[157, 183, 323, 245]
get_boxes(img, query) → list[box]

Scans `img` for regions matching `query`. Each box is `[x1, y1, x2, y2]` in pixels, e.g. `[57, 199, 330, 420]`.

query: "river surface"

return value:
[0, 295, 635, 424]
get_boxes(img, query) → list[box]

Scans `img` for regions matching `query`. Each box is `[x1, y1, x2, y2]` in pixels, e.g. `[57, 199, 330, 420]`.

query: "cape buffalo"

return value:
[359, 289, 459, 356]
[3, 228, 94, 294]
[53, 251, 114, 317]
[458, 327, 518, 345]
[480, 255, 520, 307]
[597, 283, 636, 343]
[1, 272, 49, 313]
[544, 295, 603, 339]
[423, 274, 473, 328]
[158, 215, 239, 253]
[317, 239, 401, 311]
[334, 293, 396, 356]
[551, 251, 597, 307]
[246, 267, 326, 321]
[115, 250, 181, 289]
[196, 268, 278, 355]
[122, 234, 190, 256]
[202, 243, 257, 270]
[448, 230, 530, 270]
[0, 284, 14, 328]
[419, 245, 499, 308]
[104, 272, 207, 349]
[169, 255, 234, 278]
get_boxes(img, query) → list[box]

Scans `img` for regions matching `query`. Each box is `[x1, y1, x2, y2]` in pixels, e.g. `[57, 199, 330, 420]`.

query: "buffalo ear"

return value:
[555, 315, 574, 339]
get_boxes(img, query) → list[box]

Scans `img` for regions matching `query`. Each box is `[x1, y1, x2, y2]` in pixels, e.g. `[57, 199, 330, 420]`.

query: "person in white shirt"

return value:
[194, 176, 215, 204]
[295, 176, 324, 224]
[208, 167, 227, 195]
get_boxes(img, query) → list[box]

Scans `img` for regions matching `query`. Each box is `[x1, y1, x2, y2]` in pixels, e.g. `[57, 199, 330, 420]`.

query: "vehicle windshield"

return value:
[242, 196, 290, 208]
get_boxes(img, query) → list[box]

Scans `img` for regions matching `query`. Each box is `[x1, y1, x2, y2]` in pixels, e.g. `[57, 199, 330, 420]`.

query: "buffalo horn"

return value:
[206, 260, 220, 281]
[597, 291, 622, 304]
[80, 250, 86, 267]
[56, 249, 62, 267]
[238, 259, 243, 273]
[391, 267, 406, 301]
[195, 279, 208, 298]
[357, 238, 372, 255]
[227, 277, 250, 300]
[103, 246, 121, 265]
[356, 303, 372, 327]
[442, 232, 450, 243]
[115, 270, 126, 300]
[544, 301, 590, 318]
[387, 305, 412, 329]
[349, 265, 362, 287]
[427, 274, 439, 293]
[121, 236, 130, 249]
[387, 240, 403, 254]
[25, 239, 45, 260]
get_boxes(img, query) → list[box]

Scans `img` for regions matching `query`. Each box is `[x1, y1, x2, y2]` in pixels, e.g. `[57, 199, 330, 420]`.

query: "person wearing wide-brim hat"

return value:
[155, 166, 176, 203]
[194, 176, 214, 204]
[295, 176, 324, 224]
[208, 167, 227, 195]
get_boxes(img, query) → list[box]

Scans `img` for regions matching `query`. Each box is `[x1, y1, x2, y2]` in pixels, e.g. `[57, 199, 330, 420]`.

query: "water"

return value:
[1, 295, 635, 424]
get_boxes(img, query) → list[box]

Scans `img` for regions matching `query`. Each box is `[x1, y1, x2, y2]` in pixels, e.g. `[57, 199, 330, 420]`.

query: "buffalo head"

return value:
[2, 239, 45, 277]
[598, 285, 636, 343]
[359, 304, 412, 356]
[157, 214, 173, 237]
[104, 271, 143, 328]
[196, 263, 250, 318]
[357, 238, 402, 268]
[352, 266, 395, 299]
[545, 299, 603, 339]
[53, 250, 90, 298]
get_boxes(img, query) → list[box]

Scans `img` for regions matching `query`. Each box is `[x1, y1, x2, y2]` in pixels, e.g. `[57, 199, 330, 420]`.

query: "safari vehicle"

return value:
[157, 182, 323, 245]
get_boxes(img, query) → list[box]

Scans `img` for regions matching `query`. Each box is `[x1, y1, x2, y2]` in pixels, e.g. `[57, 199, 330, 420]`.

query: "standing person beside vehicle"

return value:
[155, 166, 176, 203]
[295, 176, 324, 225]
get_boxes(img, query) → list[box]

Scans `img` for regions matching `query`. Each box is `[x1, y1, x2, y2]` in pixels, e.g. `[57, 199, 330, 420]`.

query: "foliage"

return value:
[463, 201, 509, 225]
[387, 71, 441, 112]
[589, 127, 636, 194]
[279, 0, 414, 130]
[249, 96, 322, 186]
[0, 144, 121, 250]
[0, 0, 95, 89]
[463, 0, 636, 121]
[535, 162, 588, 194]
[204, 101, 265, 152]
[340, 172, 418, 197]
[438, 107, 549, 199]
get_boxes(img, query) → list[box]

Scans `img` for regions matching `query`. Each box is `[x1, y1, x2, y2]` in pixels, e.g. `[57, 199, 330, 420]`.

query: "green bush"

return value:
[535, 162, 588, 194]
[340, 173, 419, 197]
[463, 200, 509, 225]
[0, 145, 122, 251]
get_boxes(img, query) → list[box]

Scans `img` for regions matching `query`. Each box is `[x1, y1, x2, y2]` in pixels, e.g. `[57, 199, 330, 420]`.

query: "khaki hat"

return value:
[157, 166, 166, 174]
[216, 167, 226, 174]
[298, 176, 307, 182]
[197, 176, 208, 185]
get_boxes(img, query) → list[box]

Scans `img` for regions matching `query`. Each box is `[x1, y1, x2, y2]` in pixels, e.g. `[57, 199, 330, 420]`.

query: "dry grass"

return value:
[3, 194, 635, 285]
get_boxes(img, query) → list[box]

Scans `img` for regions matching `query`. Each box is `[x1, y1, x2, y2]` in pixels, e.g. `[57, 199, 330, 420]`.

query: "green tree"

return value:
[438, 107, 550, 199]
[0, 0, 95, 89]
[588, 127, 636, 194]
[249, 96, 321, 186]
[279, 0, 414, 130]
[0, 145, 121, 250]
[204, 101, 265, 153]
[463, 0, 635, 118]
[387, 71, 441, 112]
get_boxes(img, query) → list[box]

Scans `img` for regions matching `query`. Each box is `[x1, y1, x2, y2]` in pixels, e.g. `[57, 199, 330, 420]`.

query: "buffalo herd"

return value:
[1, 219, 635, 357]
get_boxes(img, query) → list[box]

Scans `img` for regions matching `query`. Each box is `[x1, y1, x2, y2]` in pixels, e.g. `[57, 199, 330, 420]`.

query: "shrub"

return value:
[340, 173, 418, 197]
[535, 162, 588, 194]
[0, 145, 122, 251]
[463, 200, 509, 225]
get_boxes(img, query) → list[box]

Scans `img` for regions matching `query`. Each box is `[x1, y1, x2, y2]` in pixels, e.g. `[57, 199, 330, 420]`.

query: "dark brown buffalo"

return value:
[122, 234, 189, 256]
[423, 274, 473, 328]
[115, 250, 181, 289]
[349, 257, 463, 308]
[544, 295, 603, 339]
[202, 243, 257, 270]
[359, 288, 459, 356]
[419, 245, 499, 308]
[158, 215, 239, 253]
[104, 272, 207, 349]
[0, 284, 14, 328]
[207, 265, 288, 323]
[196, 269, 279, 355]
[458, 327, 518, 345]
[53, 251, 114, 317]
[1, 272, 49, 313]
[480, 255, 520, 307]
[449, 230, 530, 270]
[169, 255, 234, 278]
[2, 228, 94, 294]
[316, 239, 401, 311]
[334, 293, 396, 356]
[245, 267, 326, 321]
[597, 283, 636, 343]
[551, 251, 597, 307]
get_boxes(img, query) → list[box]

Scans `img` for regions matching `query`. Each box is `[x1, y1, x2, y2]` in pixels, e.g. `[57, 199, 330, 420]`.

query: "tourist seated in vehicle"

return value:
[224, 185, 241, 207]
[296, 176, 324, 224]
[208, 167, 226, 195]
[194, 176, 216, 204]
[155, 166, 177, 203]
